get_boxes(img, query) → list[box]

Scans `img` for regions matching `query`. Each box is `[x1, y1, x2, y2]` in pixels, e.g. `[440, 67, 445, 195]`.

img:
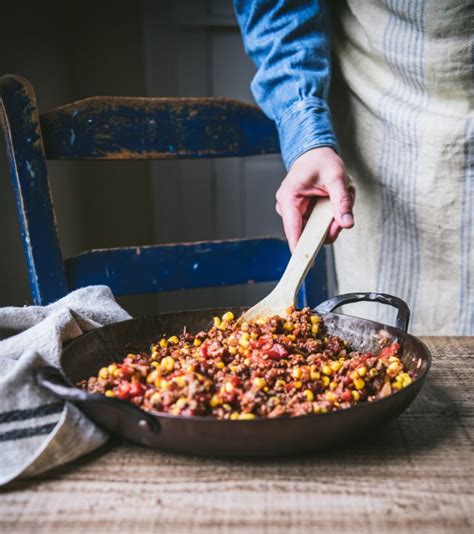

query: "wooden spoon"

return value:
[240, 196, 334, 322]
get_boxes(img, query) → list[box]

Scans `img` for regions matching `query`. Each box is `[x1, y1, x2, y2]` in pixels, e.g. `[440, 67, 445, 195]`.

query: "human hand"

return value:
[275, 147, 355, 252]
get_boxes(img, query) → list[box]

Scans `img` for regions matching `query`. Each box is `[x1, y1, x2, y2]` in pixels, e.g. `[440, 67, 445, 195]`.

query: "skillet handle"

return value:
[37, 366, 97, 402]
[36, 366, 160, 441]
[314, 292, 410, 332]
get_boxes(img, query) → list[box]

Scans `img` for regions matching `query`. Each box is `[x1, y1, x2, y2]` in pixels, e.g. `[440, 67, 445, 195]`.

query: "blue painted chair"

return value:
[0, 74, 327, 308]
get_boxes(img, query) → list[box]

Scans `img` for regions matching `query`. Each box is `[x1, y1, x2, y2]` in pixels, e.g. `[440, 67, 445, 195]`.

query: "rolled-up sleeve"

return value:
[234, 0, 338, 169]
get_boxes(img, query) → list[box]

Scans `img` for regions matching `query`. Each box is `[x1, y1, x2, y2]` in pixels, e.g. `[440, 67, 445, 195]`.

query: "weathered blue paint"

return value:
[0, 75, 68, 304]
[40, 97, 280, 160]
[0, 74, 328, 307]
[64, 239, 328, 304]
[65, 239, 289, 295]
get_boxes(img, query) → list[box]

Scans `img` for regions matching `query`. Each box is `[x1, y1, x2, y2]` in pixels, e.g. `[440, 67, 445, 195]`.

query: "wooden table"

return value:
[1, 337, 473, 533]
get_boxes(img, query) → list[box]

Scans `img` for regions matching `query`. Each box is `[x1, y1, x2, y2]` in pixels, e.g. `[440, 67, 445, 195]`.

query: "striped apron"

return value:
[330, 0, 473, 335]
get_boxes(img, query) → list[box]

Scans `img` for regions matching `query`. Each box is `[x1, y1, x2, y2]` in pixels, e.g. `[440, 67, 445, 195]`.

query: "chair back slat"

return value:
[40, 96, 280, 160]
[0, 75, 68, 304]
[65, 238, 291, 296]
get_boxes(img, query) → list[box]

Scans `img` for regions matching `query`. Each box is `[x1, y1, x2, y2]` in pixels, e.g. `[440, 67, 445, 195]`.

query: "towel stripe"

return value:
[376, 0, 428, 327]
[458, 119, 474, 335]
[0, 423, 58, 442]
[0, 402, 63, 424]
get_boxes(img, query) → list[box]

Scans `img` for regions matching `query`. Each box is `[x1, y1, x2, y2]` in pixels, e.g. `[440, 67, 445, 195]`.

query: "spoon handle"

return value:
[274, 197, 334, 308]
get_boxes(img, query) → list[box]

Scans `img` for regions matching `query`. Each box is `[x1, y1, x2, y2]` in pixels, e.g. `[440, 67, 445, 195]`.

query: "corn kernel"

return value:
[368, 368, 378, 378]
[151, 351, 160, 360]
[356, 365, 367, 377]
[224, 381, 234, 393]
[105, 389, 115, 398]
[228, 347, 237, 355]
[228, 365, 237, 373]
[107, 364, 117, 374]
[283, 321, 294, 331]
[322, 376, 330, 387]
[150, 392, 161, 404]
[222, 311, 235, 322]
[291, 367, 302, 379]
[159, 379, 170, 390]
[322, 364, 333, 376]
[185, 364, 196, 373]
[351, 390, 360, 401]
[98, 367, 108, 379]
[275, 379, 286, 388]
[239, 338, 250, 348]
[269, 396, 280, 404]
[175, 397, 187, 410]
[244, 358, 251, 365]
[216, 361, 225, 369]
[310, 315, 321, 324]
[313, 404, 322, 414]
[238, 413, 256, 420]
[160, 356, 175, 372]
[240, 322, 249, 331]
[330, 380, 338, 391]
[311, 370, 321, 380]
[325, 391, 337, 402]
[113, 369, 121, 377]
[389, 356, 400, 363]
[147, 369, 161, 384]
[173, 376, 187, 388]
[159, 338, 168, 348]
[353, 378, 365, 390]
[304, 389, 314, 402]
[253, 377, 266, 388]
[210, 395, 222, 407]
[287, 334, 296, 341]
[250, 332, 259, 340]
[400, 373, 412, 388]
[330, 361, 341, 372]
[230, 411, 239, 420]
[168, 335, 179, 345]
[294, 381, 303, 389]
[312, 324, 319, 335]
[193, 338, 202, 347]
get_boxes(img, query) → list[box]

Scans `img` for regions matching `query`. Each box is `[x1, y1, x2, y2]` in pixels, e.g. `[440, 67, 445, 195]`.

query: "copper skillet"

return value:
[37, 292, 431, 457]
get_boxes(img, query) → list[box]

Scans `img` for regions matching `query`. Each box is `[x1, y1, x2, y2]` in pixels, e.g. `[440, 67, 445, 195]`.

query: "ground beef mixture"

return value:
[78, 308, 414, 419]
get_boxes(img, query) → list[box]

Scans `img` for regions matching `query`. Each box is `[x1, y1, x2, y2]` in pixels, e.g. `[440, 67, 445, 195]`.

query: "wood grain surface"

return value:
[1, 337, 473, 533]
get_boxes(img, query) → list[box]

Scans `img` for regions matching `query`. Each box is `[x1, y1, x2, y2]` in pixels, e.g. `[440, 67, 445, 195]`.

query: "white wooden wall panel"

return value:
[143, 0, 286, 313]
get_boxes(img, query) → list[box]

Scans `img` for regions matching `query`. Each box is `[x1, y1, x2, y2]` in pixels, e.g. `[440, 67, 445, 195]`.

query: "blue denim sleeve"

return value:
[233, 0, 338, 169]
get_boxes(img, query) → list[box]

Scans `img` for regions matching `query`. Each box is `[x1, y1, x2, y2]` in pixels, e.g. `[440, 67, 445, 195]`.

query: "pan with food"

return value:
[37, 292, 431, 457]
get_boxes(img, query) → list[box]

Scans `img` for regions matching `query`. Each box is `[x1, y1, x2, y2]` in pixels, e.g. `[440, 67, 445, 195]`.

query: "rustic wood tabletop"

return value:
[1, 336, 472, 533]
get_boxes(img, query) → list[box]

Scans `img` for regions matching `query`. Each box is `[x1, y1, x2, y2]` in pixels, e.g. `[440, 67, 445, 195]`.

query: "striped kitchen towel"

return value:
[0, 285, 131, 486]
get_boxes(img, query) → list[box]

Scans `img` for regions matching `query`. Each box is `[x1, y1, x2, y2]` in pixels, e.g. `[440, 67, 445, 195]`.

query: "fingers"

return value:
[281, 202, 303, 253]
[323, 172, 354, 229]
[324, 219, 342, 244]
[276, 193, 303, 253]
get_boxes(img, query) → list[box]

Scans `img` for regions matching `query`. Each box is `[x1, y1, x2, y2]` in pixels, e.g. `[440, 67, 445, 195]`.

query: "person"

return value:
[233, 0, 473, 335]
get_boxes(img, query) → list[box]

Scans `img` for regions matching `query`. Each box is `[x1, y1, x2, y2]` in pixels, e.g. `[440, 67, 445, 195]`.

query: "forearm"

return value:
[234, 0, 338, 169]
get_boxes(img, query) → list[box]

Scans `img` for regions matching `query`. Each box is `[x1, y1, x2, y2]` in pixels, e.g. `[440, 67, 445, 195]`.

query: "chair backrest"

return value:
[0, 74, 327, 306]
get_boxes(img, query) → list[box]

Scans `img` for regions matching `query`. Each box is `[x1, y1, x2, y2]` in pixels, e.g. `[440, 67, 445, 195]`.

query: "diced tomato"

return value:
[119, 364, 134, 378]
[341, 390, 352, 402]
[379, 343, 401, 359]
[117, 382, 131, 400]
[266, 344, 288, 360]
[129, 382, 146, 398]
